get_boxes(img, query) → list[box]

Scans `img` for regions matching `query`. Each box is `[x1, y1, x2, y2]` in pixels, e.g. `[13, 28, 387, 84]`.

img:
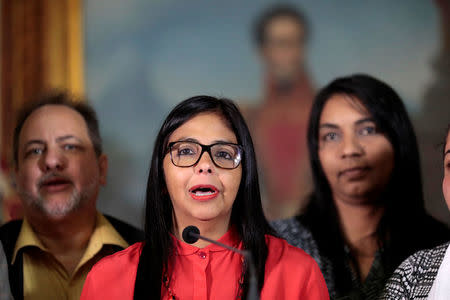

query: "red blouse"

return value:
[81, 229, 329, 299]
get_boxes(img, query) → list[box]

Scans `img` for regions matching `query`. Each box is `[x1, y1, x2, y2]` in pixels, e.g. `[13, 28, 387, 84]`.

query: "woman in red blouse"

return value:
[81, 96, 329, 299]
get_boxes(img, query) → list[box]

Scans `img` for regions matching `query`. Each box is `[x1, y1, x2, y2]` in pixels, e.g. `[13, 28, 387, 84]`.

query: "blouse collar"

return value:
[172, 226, 241, 256]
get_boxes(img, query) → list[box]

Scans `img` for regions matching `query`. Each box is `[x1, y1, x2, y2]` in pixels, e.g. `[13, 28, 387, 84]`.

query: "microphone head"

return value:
[182, 226, 200, 244]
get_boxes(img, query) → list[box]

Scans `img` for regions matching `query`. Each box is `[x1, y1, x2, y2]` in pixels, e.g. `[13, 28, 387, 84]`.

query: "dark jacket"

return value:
[0, 214, 144, 300]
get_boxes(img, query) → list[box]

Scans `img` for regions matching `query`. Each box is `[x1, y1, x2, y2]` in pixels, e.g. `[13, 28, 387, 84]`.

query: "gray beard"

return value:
[18, 182, 97, 218]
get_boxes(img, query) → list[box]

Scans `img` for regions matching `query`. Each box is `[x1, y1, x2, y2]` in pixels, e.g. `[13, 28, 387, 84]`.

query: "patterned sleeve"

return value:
[271, 218, 320, 257]
[381, 243, 449, 300]
[381, 253, 418, 300]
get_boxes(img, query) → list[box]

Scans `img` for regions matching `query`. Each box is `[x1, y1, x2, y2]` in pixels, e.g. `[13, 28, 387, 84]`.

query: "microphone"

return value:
[182, 226, 259, 300]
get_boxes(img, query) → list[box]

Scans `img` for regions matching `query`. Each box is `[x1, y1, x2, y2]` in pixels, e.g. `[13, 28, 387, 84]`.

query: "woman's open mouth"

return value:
[189, 185, 219, 201]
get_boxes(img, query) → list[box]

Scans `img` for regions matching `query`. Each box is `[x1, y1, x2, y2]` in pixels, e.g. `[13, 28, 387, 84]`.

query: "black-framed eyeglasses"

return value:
[167, 141, 243, 169]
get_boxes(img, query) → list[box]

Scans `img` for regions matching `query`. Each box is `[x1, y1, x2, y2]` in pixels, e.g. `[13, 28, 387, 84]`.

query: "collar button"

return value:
[198, 251, 207, 259]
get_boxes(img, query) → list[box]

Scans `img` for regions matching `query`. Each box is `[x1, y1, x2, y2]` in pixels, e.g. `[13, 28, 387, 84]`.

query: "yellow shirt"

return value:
[12, 213, 129, 300]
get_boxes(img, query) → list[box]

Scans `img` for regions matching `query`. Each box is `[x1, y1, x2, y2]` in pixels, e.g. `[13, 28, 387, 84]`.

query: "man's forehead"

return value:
[19, 104, 90, 143]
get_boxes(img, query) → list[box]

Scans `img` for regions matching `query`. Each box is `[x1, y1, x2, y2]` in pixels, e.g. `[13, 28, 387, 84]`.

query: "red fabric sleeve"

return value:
[302, 254, 330, 299]
[80, 242, 143, 300]
[80, 269, 97, 299]
[261, 235, 330, 299]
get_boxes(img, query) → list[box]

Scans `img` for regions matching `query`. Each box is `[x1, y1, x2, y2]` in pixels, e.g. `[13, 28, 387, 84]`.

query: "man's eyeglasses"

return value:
[167, 141, 243, 169]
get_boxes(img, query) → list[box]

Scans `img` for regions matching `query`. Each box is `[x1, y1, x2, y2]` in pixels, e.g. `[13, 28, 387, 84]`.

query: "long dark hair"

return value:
[302, 74, 448, 295]
[134, 95, 274, 299]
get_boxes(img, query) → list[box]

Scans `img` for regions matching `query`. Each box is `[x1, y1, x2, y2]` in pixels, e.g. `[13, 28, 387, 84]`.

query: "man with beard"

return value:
[0, 92, 143, 300]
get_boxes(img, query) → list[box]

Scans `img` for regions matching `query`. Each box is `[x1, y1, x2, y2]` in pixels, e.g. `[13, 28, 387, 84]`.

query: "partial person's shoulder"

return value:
[391, 241, 449, 279]
[382, 242, 450, 299]
[0, 219, 23, 236]
[103, 214, 145, 244]
[271, 216, 307, 235]
[265, 234, 317, 268]
[406, 241, 450, 270]
[82, 242, 143, 299]
[271, 216, 315, 248]
[263, 235, 330, 300]
[0, 219, 23, 260]
[90, 242, 143, 274]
